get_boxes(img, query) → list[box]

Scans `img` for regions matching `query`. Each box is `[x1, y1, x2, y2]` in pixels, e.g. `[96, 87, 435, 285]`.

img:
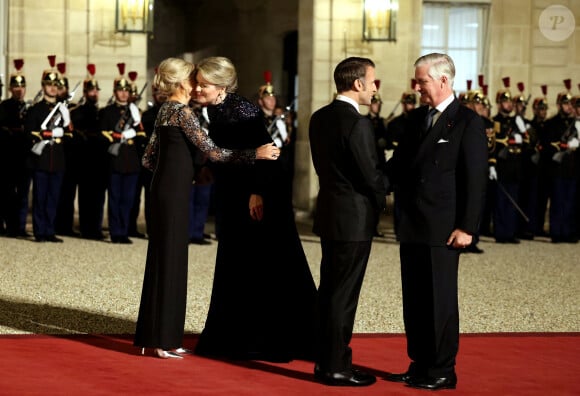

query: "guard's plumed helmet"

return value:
[556, 79, 572, 105]
[532, 85, 548, 111]
[42, 55, 60, 86]
[83, 64, 100, 91]
[496, 77, 512, 103]
[513, 82, 526, 104]
[114, 63, 131, 91]
[57, 62, 68, 90]
[372, 79, 382, 103]
[9, 59, 26, 88]
[401, 79, 417, 104]
[258, 70, 275, 98]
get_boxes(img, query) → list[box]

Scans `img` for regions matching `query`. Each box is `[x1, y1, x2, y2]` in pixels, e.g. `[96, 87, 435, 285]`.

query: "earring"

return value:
[216, 91, 224, 104]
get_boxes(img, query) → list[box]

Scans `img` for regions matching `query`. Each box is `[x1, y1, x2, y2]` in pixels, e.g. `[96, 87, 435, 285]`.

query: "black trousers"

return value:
[400, 243, 459, 378]
[316, 239, 372, 373]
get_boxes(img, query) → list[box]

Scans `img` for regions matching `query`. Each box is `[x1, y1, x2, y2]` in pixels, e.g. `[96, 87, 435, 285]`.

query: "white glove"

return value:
[489, 166, 498, 181]
[59, 105, 70, 127]
[275, 119, 288, 142]
[122, 128, 137, 140]
[52, 127, 64, 138]
[515, 115, 527, 133]
[568, 137, 579, 149]
[129, 102, 141, 126]
[513, 133, 523, 144]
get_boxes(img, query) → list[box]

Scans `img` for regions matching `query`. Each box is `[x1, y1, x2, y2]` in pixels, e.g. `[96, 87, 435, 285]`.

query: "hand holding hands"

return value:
[256, 143, 280, 160]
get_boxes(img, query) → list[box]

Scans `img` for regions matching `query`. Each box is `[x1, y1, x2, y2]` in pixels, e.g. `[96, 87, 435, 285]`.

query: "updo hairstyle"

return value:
[153, 57, 195, 97]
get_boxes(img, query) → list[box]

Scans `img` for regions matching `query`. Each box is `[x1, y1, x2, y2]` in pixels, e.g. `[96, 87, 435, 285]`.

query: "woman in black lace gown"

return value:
[134, 58, 280, 359]
[192, 57, 318, 362]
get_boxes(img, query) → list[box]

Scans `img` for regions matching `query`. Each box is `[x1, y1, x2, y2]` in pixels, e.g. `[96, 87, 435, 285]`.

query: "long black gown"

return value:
[134, 101, 255, 350]
[194, 93, 318, 362]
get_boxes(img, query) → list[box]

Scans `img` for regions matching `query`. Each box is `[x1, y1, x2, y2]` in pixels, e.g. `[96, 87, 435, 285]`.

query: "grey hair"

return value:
[414, 53, 455, 88]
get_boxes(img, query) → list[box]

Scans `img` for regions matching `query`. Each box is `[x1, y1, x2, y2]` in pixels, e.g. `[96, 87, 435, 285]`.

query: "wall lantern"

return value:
[363, 0, 398, 41]
[115, 0, 155, 34]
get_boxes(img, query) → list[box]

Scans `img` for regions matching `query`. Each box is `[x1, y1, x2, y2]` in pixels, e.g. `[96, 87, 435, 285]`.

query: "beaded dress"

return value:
[134, 100, 255, 350]
[194, 93, 317, 361]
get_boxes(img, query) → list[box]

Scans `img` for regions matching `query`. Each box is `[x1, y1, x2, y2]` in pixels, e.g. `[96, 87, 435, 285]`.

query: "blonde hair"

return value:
[195, 56, 238, 93]
[153, 57, 195, 97]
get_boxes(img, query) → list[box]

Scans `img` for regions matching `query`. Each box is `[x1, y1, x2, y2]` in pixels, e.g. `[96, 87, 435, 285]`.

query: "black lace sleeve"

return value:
[142, 101, 256, 171]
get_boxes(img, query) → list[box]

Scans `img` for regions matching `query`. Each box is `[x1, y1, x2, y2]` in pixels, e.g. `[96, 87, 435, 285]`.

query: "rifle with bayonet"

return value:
[19, 89, 44, 117]
[108, 83, 147, 156]
[551, 118, 579, 163]
[385, 101, 401, 123]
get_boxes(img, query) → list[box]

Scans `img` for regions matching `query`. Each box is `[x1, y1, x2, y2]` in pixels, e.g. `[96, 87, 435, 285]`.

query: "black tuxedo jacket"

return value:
[386, 98, 488, 246]
[309, 100, 387, 241]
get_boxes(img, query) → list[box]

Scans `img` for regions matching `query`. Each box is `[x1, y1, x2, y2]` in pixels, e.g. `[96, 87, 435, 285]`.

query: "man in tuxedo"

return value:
[385, 53, 487, 390]
[309, 57, 387, 387]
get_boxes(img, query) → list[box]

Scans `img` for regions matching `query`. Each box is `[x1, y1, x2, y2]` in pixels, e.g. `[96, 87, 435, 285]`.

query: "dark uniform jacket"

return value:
[24, 99, 66, 172]
[99, 103, 146, 174]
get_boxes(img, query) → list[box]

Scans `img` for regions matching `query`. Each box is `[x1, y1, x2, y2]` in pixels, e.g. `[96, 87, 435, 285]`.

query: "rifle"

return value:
[552, 119, 579, 163]
[31, 102, 65, 155]
[114, 82, 147, 133]
[385, 101, 401, 122]
[20, 89, 44, 116]
[495, 180, 529, 223]
[108, 83, 147, 156]
[67, 81, 81, 104]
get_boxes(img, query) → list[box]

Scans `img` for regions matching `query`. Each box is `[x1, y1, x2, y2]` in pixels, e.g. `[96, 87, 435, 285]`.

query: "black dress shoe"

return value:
[112, 236, 133, 244]
[385, 372, 415, 383]
[408, 373, 457, 390]
[462, 244, 484, 254]
[46, 235, 64, 243]
[189, 238, 211, 245]
[129, 231, 147, 239]
[496, 237, 520, 244]
[35, 236, 47, 242]
[314, 368, 376, 386]
[82, 233, 105, 240]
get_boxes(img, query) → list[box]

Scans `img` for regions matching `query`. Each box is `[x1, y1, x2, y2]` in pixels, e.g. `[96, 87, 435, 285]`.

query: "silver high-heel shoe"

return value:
[174, 347, 194, 355]
[154, 348, 183, 359]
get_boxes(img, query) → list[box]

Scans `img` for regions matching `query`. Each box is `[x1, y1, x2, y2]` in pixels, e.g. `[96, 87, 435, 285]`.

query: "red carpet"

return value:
[1, 333, 578, 395]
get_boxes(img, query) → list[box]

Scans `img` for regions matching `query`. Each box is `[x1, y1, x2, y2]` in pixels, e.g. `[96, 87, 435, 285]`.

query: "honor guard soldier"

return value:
[126, 70, 148, 238]
[71, 64, 108, 240]
[99, 63, 146, 244]
[459, 88, 491, 252]
[0, 59, 32, 237]
[366, 79, 388, 168]
[531, 85, 549, 236]
[474, 76, 495, 237]
[366, 79, 388, 237]
[257, 70, 293, 196]
[54, 62, 82, 236]
[386, 79, 418, 151]
[385, 80, 418, 237]
[573, 88, 580, 239]
[490, 77, 526, 243]
[543, 79, 578, 243]
[512, 82, 539, 239]
[24, 55, 71, 242]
